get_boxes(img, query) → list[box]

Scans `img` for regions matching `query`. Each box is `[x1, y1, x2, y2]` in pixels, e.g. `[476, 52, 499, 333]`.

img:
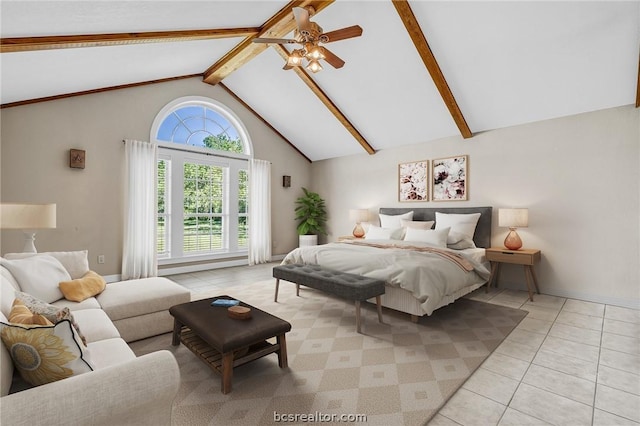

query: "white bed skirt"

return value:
[367, 281, 486, 319]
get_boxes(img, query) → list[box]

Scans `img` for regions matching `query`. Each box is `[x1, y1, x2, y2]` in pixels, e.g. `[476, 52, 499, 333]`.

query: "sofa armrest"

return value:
[0, 350, 180, 426]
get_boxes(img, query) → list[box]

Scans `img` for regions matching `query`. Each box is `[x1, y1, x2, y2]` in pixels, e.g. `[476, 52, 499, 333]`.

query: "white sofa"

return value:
[0, 251, 191, 425]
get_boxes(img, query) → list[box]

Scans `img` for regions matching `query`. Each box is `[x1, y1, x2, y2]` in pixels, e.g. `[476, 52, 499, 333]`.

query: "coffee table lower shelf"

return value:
[179, 327, 285, 393]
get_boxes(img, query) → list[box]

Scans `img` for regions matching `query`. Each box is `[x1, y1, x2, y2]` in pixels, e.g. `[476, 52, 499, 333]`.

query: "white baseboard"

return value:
[498, 280, 640, 310]
[159, 259, 249, 276]
[103, 274, 122, 283]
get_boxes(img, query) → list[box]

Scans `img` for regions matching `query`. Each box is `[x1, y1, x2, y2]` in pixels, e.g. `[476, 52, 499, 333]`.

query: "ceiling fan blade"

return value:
[292, 7, 311, 32]
[253, 37, 297, 44]
[320, 25, 363, 43]
[322, 47, 345, 69]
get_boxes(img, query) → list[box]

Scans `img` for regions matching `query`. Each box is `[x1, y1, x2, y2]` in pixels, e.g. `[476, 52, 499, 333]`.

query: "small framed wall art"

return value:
[432, 155, 468, 201]
[398, 160, 428, 202]
[69, 149, 86, 169]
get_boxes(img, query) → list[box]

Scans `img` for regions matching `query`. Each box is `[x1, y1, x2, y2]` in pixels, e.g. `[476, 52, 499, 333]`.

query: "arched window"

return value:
[151, 97, 252, 263]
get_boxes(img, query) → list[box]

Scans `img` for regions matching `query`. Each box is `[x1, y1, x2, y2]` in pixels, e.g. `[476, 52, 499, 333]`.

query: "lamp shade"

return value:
[0, 203, 56, 229]
[498, 208, 528, 228]
[349, 209, 369, 223]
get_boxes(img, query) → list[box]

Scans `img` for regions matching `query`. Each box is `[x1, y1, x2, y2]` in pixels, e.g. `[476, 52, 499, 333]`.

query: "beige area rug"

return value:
[130, 279, 527, 426]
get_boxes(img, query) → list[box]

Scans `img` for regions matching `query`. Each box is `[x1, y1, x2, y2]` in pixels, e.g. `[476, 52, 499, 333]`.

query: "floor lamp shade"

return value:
[498, 208, 528, 250]
[0, 203, 56, 252]
[349, 209, 369, 238]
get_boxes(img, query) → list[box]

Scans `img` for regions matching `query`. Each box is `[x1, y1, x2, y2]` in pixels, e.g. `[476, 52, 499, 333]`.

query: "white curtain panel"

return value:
[122, 139, 158, 279]
[248, 159, 272, 265]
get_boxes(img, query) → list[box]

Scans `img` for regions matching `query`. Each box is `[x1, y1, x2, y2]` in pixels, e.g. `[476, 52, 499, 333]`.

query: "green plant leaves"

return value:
[295, 187, 328, 235]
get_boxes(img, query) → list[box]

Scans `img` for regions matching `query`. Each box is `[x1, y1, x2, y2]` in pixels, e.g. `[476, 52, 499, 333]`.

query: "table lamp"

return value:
[498, 208, 528, 250]
[0, 203, 56, 252]
[349, 209, 369, 238]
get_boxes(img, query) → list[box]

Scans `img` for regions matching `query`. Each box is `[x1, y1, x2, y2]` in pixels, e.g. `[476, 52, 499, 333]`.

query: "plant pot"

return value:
[299, 234, 318, 247]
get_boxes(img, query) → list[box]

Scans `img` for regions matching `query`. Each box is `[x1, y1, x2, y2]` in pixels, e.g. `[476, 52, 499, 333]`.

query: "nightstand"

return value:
[337, 235, 363, 242]
[485, 248, 541, 301]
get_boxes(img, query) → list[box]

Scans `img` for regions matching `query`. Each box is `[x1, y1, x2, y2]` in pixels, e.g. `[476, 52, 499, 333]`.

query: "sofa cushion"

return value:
[71, 309, 120, 343]
[8, 300, 52, 326]
[0, 256, 70, 303]
[52, 297, 101, 312]
[0, 320, 93, 386]
[5, 250, 89, 279]
[1, 273, 19, 319]
[86, 338, 136, 369]
[59, 271, 106, 302]
[96, 277, 190, 321]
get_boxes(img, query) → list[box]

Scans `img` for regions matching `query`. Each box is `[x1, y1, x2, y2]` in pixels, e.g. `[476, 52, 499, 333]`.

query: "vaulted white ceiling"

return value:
[2, 1, 638, 161]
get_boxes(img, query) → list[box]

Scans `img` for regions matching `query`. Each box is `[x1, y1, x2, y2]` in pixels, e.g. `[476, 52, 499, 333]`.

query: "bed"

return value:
[281, 206, 493, 321]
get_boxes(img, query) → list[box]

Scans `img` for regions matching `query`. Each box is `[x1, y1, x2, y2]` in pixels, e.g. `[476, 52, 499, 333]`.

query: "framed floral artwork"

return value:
[398, 160, 428, 202]
[432, 155, 468, 201]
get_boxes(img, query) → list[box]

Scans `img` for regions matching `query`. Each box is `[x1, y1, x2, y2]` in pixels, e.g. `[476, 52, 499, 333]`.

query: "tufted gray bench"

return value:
[273, 264, 385, 333]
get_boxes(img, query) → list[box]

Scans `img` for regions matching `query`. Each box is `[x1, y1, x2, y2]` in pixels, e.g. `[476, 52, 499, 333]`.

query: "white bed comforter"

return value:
[281, 240, 491, 315]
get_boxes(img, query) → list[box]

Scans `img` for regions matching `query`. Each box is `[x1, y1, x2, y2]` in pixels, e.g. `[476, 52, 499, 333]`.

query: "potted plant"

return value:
[295, 187, 328, 247]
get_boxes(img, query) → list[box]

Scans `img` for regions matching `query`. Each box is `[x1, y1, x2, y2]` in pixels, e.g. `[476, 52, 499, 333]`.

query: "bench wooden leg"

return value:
[355, 300, 362, 333]
[296, 284, 300, 296]
[221, 352, 234, 394]
[276, 334, 288, 368]
[274, 278, 280, 302]
[375, 295, 383, 323]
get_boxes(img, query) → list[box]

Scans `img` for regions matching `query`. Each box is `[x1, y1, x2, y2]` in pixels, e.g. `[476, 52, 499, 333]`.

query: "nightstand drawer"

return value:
[485, 249, 540, 265]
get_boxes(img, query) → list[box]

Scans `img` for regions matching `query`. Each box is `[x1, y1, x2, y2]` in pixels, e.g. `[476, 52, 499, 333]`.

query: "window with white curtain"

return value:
[151, 97, 253, 263]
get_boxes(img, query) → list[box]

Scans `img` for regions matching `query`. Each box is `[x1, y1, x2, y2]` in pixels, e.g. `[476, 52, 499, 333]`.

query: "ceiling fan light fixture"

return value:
[306, 60, 323, 73]
[308, 46, 325, 60]
[287, 49, 305, 67]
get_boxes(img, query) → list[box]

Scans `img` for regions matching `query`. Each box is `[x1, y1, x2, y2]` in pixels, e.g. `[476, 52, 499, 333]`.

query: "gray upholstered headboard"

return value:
[378, 206, 493, 248]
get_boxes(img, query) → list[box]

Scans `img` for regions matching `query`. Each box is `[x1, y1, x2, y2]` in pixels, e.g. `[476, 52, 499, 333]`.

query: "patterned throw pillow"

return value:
[0, 320, 93, 386]
[8, 299, 52, 326]
[14, 292, 87, 346]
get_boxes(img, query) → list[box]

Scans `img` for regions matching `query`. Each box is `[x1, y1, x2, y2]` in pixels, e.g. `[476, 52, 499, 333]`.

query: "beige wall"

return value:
[311, 105, 640, 308]
[0, 77, 311, 274]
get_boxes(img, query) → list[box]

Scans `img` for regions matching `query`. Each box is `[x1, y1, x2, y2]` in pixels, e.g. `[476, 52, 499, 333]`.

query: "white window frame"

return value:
[151, 96, 253, 265]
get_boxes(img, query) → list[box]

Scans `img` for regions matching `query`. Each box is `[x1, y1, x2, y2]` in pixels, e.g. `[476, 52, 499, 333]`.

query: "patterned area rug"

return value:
[130, 279, 527, 425]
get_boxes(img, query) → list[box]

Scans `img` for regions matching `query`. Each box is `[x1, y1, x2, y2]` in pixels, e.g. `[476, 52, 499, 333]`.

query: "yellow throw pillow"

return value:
[8, 299, 53, 326]
[58, 271, 106, 302]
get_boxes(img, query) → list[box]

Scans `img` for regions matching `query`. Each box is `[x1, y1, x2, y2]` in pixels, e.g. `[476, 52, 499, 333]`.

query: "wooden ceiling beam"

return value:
[202, 0, 334, 85]
[0, 28, 259, 53]
[273, 44, 375, 155]
[392, 0, 472, 139]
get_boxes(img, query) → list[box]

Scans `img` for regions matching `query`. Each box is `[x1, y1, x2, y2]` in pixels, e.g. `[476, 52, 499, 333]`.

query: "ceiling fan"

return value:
[252, 6, 363, 73]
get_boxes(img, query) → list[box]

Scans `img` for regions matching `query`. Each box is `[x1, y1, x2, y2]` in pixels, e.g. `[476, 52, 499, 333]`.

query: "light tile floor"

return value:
[168, 263, 640, 426]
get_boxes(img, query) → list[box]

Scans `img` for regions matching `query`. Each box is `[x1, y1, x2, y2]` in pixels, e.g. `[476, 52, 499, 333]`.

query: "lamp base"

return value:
[22, 231, 38, 253]
[352, 223, 365, 238]
[503, 228, 523, 250]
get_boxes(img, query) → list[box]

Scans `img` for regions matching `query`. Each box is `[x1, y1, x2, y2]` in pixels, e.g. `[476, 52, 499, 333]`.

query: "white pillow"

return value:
[0, 256, 70, 303]
[5, 250, 89, 279]
[435, 212, 481, 243]
[401, 220, 434, 230]
[379, 211, 414, 229]
[403, 227, 450, 248]
[447, 231, 477, 250]
[365, 225, 403, 240]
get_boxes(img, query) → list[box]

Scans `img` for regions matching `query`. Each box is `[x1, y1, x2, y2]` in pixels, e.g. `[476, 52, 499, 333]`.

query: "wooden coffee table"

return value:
[169, 296, 291, 394]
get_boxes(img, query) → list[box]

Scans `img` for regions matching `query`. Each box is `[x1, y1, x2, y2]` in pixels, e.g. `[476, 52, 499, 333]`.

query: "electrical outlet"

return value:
[97, 255, 105, 264]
